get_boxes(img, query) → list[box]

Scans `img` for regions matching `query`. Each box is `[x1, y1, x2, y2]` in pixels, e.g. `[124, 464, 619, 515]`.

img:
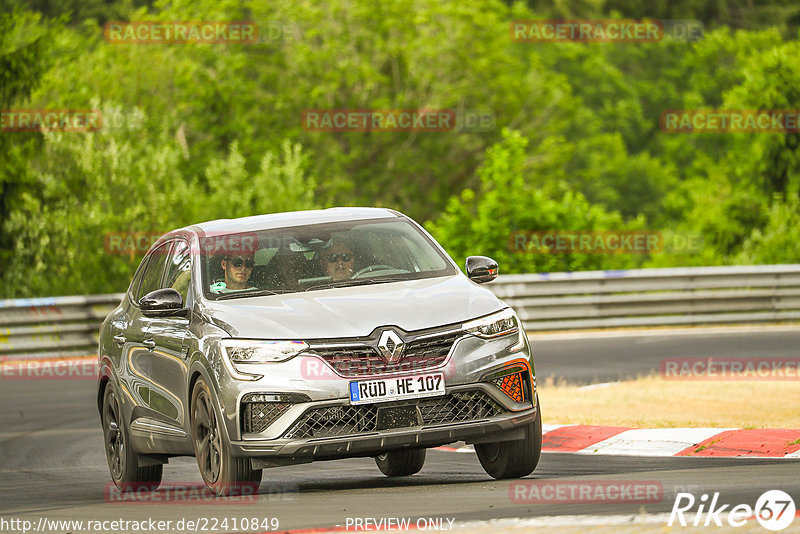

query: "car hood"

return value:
[201, 275, 504, 339]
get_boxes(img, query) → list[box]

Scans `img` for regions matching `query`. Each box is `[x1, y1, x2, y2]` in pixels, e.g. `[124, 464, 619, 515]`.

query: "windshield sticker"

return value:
[210, 281, 227, 292]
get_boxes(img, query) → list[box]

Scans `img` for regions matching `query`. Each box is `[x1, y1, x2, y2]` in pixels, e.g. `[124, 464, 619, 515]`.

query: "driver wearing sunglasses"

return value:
[219, 254, 258, 292]
[322, 241, 355, 281]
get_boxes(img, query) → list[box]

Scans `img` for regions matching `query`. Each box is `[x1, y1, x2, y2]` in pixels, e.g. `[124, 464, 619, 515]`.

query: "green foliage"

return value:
[2, 0, 156, 26]
[523, 0, 800, 33]
[1, 102, 317, 296]
[650, 35, 800, 266]
[426, 130, 642, 273]
[205, 140, 316, 218]
[3, 0, 800, 295]
[0, 9, 61, 277]
[736, 194, 800, 264]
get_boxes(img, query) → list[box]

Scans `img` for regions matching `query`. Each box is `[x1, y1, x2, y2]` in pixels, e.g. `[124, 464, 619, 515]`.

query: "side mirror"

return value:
[140, 288, 187, 317]
[465, 256, 499, 284]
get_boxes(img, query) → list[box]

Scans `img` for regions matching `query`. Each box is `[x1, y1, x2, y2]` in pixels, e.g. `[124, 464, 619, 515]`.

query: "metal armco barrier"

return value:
[1, 264, 799, 358]
[490, 264, 800, 331]
[0, 294, 123, 360]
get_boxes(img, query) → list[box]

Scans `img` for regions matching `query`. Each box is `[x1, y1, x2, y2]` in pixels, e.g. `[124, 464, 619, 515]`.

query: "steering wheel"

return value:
[353, 264, 397, 278]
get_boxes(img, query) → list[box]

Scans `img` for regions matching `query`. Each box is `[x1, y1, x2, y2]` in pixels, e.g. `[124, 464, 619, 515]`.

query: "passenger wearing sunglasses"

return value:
[322, 241, 355, 281]
[218, 254, 258, 292]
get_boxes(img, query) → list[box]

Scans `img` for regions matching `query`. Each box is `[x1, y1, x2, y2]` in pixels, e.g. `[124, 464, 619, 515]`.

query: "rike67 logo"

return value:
[669, 490, 796, 531]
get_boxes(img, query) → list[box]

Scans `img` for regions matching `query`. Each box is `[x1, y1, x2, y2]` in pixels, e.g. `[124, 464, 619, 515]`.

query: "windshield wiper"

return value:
[304, 277, 406, 292]
[215, 289, 283, 300]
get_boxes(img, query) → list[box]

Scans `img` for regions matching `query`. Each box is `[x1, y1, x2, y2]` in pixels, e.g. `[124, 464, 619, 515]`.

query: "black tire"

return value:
[475, 395, 542, 479]
[375, 448, 426, 477]
[102, 381, 163, 491]
[191, 377, 262, 496]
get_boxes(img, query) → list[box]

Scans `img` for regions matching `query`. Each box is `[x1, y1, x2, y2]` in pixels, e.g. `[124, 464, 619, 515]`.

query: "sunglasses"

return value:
[230, 257, 255, 268]
[325, 253, 352, 263]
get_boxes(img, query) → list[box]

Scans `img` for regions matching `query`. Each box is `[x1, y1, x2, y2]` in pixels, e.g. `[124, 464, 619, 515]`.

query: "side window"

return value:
[164, 240, 191, 302]
[128, 256, 151, 299]
[135, 242, 172, 302]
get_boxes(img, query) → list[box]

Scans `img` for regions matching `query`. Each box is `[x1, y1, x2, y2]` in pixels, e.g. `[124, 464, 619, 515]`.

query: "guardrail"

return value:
[0, 294, 123, 360]
[490, 264, 800, 331]
[2, 265, 799, 358]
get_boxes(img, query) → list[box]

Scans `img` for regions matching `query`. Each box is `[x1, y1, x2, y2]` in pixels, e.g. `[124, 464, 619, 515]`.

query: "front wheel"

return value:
[375, 448, 426, 477]
[475, 395, 542, 479]
[191, 377, 262, 496]
[102, 381, 163, 491]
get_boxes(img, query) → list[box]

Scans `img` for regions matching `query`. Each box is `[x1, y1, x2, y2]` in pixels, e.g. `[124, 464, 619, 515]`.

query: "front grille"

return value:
[283, 390, 505, 440]
[310, 331, 461, 377]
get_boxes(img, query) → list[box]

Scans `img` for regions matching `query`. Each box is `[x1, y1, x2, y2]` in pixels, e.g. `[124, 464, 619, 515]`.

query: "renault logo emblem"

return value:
[377, 330, 405, 363]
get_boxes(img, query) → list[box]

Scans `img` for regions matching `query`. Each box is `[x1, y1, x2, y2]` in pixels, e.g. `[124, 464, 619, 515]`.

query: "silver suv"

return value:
[98, 207, 541, 495]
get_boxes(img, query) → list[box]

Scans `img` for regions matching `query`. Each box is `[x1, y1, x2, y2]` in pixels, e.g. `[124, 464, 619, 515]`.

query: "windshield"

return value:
[200, 217, 457, 300]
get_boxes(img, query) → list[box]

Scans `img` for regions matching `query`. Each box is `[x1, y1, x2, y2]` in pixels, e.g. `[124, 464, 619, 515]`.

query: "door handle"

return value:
[143, 339, 156, 350]
[113, 335, 126, 346]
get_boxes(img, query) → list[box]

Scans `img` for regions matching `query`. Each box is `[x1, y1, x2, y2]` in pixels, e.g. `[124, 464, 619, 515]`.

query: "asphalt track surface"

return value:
[1, 327, 799, 532]
[530, 326, 800, 385]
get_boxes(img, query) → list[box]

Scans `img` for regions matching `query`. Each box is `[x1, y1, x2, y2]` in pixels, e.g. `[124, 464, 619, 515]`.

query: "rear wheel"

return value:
[102, 382, 163, 491]
[191, 377, 262, 496]
[475, 395, 542, 479]
[375, 448, 426, 477]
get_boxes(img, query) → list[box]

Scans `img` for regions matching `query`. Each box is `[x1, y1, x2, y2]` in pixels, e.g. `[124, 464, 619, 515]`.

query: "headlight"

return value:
[463, 309, 526, 352]
[222, 339, 308, 363]
[463, 309, 518, 338]
[220, 339, 309, 380]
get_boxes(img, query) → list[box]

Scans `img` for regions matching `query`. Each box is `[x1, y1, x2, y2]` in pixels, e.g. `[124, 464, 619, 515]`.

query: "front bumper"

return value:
[232, 403, 538, 468]
[229, 378, 537, 468]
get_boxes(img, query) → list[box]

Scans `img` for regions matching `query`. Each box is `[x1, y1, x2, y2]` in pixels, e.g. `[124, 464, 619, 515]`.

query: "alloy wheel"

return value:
[103, 389, 125, 479]
[193, 389, 222, 483]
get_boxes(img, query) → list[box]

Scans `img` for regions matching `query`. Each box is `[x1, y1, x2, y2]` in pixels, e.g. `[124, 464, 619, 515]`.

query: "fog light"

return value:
[492, 372, 526, 403]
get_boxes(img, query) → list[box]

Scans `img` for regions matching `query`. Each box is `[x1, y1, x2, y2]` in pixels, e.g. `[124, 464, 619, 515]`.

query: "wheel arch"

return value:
[96, 355, 114, 417]
[186, 359, 233, 442]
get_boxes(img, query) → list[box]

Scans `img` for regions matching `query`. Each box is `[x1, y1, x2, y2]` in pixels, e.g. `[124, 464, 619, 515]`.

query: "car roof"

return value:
[186, 207, 401, 235]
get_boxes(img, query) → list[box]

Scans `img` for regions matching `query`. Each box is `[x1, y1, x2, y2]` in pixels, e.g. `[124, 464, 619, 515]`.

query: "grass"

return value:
[538, 373, 800, 428]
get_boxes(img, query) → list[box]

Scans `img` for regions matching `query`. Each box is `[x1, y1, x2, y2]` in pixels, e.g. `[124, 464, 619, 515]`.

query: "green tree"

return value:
[426, 129, 642, 274]
[2, 101, 318, 297]
[0, 10, 61, 278]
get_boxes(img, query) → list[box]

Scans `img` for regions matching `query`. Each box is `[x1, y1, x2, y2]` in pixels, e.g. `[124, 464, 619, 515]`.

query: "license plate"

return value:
[349, 373, 445, 405]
